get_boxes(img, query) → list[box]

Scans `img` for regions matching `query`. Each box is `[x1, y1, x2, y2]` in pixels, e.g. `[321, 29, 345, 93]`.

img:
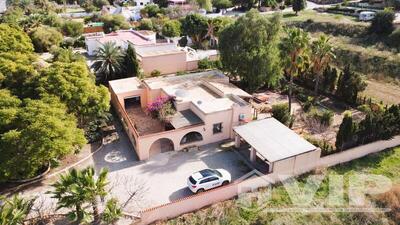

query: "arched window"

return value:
[180, 132, 203, 145]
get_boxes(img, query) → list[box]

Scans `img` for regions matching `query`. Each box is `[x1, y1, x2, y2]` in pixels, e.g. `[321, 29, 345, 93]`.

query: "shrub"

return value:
[141, 4, 162, 18]
[336, 65, 367, 104]
[369, 9, 395, 35]
[305, 136, 336, 156]
[62, 20, 84, 37]
[150, 69, 161, 77]
[30, 26, 63, 52]
[101, 15, 130, 33]
[388, 28, 400, 49]
[335, 111, 357, 150]
[271, 103, 291, 125]
[178, 36, 188, 47]
[319, 110, 334, 126]
[138, 18, 154, 30]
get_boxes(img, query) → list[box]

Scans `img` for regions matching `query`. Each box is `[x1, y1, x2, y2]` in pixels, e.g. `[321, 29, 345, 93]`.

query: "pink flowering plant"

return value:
[146, 96, 176, 121]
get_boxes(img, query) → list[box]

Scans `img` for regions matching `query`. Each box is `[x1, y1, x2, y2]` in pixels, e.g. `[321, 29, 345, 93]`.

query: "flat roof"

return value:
[88, 30, 153, 46]
[234, 118, 317, 162]
[170, 109, 204, 129]
[135, 44, 183, 57]
[109, 77, 142, 94]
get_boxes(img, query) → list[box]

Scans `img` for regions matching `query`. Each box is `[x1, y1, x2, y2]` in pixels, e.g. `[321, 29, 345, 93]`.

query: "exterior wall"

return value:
[115, 89, 146, 109]
[86, 39, 100, 56]
[186, 60, 199, 71]
[293, 149, 322, 175]
[140, 52, 187, 75]
[272, 149, 321, 176]
[318, 135, 400, 168]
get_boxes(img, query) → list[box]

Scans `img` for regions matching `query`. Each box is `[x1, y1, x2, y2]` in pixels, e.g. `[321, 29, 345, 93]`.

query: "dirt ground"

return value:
[251, 91, 364, 145]
[362, 79, 400, 105]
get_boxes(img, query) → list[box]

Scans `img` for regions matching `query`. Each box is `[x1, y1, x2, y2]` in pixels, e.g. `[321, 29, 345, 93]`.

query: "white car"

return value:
[187, 169, 231, 193]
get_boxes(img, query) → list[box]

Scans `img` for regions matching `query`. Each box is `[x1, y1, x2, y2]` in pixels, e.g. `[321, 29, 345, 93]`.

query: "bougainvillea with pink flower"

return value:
[146, 96, 175, 120]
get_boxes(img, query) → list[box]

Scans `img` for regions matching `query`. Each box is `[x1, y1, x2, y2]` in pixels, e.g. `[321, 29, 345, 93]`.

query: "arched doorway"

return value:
[180, 132, 203, 145]
[149, 138, 174, 157]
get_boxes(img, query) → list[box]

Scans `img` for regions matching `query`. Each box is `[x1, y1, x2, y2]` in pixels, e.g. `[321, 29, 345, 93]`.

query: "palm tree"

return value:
[80, 167, 109, 225]
[101, 198, 122, 225]
[0, 195, 33, 225]
[311, 35, 335, 94]
[48, 168, 89, 223]
[49, 167, 109, 225]
[280, 27, 310, 114]
[92, 42, 124, 84]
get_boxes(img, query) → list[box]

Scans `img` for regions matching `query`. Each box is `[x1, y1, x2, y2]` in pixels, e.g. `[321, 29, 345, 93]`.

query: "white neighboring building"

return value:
[0, 0, 7, 14]
[134, 0, 153, 6]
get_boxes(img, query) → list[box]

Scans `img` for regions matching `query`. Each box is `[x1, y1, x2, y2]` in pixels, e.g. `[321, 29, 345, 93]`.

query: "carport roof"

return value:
[233, 118, 317, 162]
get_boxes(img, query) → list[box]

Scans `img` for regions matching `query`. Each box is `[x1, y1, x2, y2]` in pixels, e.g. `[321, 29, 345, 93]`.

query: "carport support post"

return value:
[250, 147, 256, 162]
[235, 134, 241, 148]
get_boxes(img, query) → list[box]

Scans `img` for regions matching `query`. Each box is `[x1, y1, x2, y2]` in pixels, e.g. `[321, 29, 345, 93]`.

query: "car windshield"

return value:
[189, 176, 197, 184]
[200, 169, 222, 178]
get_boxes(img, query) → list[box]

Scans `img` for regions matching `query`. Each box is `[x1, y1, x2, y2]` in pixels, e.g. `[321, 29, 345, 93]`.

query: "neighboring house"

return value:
[109, 70, 253, 160]
[85, 30, 218, 75]
[101, 5, 143, 21]
[0, 0, 7, 14]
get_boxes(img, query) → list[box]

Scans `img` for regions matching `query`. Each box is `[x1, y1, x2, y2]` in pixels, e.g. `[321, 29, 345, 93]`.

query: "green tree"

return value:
[102, 198, 122, 225]
[138, 18, 154, 30]
[369, 8, 395, 35]
[101, 15, 130, 33]
[92, 42, 125, 84]
[30, 25, 63, 52]
[336, 111, 357, 150]
[219, 10, 282, 91]
[123, 44, 140, 77]
[162, 19, 182, 37]
[180, 14, 209, 48]
[0, 195, 33, 225]
[40, 61, 110, 127]
[197, 0, 213, 11]
[0, 96, 86, 181]
[140, 4, 162, 17]
[0, 24, 33, 53]
[310, 34, 335, 94]
[0, 52, 39, 98]
[292, 0, 306, 15]
[336, 65, 367, 104]
[280, 27, 310, 114]
[62, 20, 84, 37]
[212, 0, 232, 11]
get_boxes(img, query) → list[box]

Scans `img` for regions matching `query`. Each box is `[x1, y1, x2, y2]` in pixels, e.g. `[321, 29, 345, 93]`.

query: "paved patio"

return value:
[20, 121, 251, 216]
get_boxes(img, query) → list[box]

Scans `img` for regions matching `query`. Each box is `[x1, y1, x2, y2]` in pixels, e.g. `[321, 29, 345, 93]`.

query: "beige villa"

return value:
[109, 70, 253, 160]
[85, 30, 218, 76]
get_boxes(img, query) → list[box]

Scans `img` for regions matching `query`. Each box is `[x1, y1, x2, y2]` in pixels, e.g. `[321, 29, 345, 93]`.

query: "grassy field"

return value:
[161, 147, 400, 225]
[281, 10, 361, 24]
[362, 79, 400, 105]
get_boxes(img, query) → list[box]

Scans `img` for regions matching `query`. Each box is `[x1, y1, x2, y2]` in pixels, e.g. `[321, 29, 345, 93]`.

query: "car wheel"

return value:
[222, 181, 229, 186]
[196, 188, 205, 193]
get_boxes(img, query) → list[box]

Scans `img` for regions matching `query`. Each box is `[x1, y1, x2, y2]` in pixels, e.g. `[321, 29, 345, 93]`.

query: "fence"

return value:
[134, 135, 400, 225]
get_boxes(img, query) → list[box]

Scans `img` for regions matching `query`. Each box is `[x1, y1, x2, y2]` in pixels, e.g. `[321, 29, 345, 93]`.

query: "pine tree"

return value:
[336, 112, 357, 150]
[123, 44, 140, 78]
